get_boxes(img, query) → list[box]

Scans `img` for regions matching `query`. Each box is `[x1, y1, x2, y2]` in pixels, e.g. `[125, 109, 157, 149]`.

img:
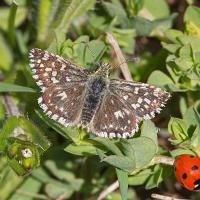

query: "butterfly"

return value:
[29, 48, 170, 138]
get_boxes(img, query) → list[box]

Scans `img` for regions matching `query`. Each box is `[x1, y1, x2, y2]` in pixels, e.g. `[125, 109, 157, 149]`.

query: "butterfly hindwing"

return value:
[38, 83, 87, 126]
[90, 93, 139, 138]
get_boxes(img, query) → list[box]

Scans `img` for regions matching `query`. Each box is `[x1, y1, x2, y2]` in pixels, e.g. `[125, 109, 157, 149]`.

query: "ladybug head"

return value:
[194, 179, 200, 191]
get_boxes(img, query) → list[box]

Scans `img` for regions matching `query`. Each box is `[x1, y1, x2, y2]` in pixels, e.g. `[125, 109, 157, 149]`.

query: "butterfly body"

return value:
[81, 75, 107, 125]
[29, 48, 170, 138]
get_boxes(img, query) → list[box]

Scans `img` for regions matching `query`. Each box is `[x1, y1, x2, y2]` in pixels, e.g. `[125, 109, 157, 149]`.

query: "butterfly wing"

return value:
[29, 48, 89, 125]
[29, 48, 90, 90]
[89, 93, 139, 138]
[38, 83, 86, 126]
[109, 79, 170, 120]
[90, 79, 170, 138]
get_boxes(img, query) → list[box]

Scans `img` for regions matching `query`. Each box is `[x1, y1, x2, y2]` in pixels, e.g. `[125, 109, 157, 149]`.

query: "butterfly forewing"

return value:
[109, 79, 170, 120]
[29, 48, 89, 90]
[90, 93, 139, 138]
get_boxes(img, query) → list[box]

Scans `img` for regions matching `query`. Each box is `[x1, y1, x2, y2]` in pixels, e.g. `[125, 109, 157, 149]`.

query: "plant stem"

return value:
[151, 193, 190, 200]
[97, 180, 119, 200]
[8, 2, 17, 47]
[106, 32, 133, 81]
[16, 189, 48, 200]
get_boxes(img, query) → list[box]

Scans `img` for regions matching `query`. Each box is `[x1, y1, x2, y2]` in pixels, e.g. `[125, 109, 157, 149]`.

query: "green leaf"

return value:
[102, 155, 135, 172]
[120, 140, 135, 158]
[129, 16, 153, 36]
[64, 143, 98, 156]
[44, 160, 84, 186]
[145, 165, 163, 189]
[124, 0, 144, 15]
[190, 126, 200, 152]
[140, 0, 170, 19]
[128, 168, 152, 186]
[128, 137, 157, 168]
[0, 33, 13, 71]
[48, 0, 72, 29]
[164, 29, 184, 43]
[45, 181, 74, 199]
[9, 177, 43, 200]
[92, 137, 123, 156]
[0, 7, 27, 31]
[140, 120, 158, 145]
[36, 0, 52, 43]
[168, 117, 188, 142]
[147, 70, 174, 88]
[18, 117, 50, 152]
[139, 0, 170, 19]
[162, 42, 181, 54]
[112, 28, 136, 54]
[170, 149, 195, 157]
[35, 110, 79, 142]
[116, 168, 128, 200]
[0, 83, 35, 93]
[102, 1, 128, 25]
[0, 117, 19, 152]
[129, 13, 177, 36]
[0, 159, 24, 200]
[55, 0, 94, 35]
[184, 6, 200, 29]
[72, 38, 106, 66]
[183, 106, 200, 127]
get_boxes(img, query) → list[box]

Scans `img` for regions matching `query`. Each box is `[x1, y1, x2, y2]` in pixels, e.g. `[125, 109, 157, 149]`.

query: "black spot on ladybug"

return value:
[182, 173, 187, 179]
[192, 165, 199, 171]
[174, 167, 176, 171]
[194, 179, 200, 190]
[190, 155, 195, 158]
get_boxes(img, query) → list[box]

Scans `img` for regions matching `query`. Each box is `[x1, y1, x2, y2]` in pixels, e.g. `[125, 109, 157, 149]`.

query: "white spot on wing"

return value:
[51, 114, 59, 120]
[51, 77, 59, 83]
[38, 97, 43, 104]
[144, 98, 151, 104]
[123, 95, 128, 100]
[45, 68, 52, 72]
[114, 110, 124, 119]
[52, 71, 57, 76]
[57, 91, 67, 100]
[137, 97, 143, 104]
[134, 87, 139, 94]
[61, 64, 66, 71]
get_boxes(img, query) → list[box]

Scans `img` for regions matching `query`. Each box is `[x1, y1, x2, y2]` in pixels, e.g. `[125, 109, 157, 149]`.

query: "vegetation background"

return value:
[0, 0, 200, 199]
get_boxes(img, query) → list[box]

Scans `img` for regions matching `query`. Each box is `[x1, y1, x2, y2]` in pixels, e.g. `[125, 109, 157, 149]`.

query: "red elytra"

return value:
[174, 154, 200, 191]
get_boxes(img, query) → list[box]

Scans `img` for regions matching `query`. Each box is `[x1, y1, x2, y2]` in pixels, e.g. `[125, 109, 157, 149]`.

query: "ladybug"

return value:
[174, 154, 200, 191]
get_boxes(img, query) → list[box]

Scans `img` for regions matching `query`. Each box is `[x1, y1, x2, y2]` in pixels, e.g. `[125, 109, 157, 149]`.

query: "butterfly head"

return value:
[95, 62, 110, 78]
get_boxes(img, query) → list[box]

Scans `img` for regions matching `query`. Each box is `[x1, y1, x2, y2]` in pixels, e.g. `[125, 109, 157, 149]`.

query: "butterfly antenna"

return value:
[112, 56, 140, 69]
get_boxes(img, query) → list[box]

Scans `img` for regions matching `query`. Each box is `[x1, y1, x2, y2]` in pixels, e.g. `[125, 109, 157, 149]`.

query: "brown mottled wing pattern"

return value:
[29, 48, 89, 90]
[90, 79, 170, 138]
[90, 93, 139, 138]
[38, 83, 86, 126]
[29, 49, 170, 138]
[29, 48, 89, 125]
[109, 79, 170, 120]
